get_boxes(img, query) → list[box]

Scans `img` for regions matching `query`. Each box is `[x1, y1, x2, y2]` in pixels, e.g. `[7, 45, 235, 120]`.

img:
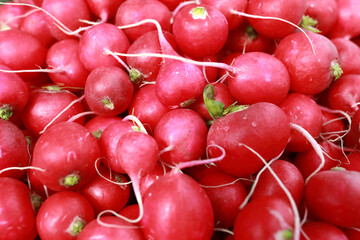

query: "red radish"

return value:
[340, 152, 360, 171]
[331, 38, 360, 75]
[191, 82, 235, 121]
[154, 109, 208, 165]
[300, 221, 348, 240]
[183, 164, 223, 182]
[225, 23, 276, 54]
[84, 66, 134, 116]
[199, 0, 248, 30]
[344, 109, 360, 149]
[46, 39, 89, 89]
[303, 0, 338, 35]
[233, 196, 294, 240]
[251, 160, 304, 206]
[77, 216, 144, 240]
[328, 74, 360, 116]
[21, 87, 85, 137]
[172, 4, 228, 58]
[0, 119, 29, 179]
[84, 115, 123, 139]
[30, 121, 101, 191]
[280, 93, 323, 152]
[327, 0, 360, 39]
[0, 4, 29, 30]
[128, 85, 170, 134]
[0, 29, 47, 81]
[343, 227, 360, 240]
[0, 177, 37, 240]
[99, 121, 136, 173]
[41, 0, 91, 40]
[274, 31, 341, 95]
[294, 141, 343, 179]
[228, 51, 290, 105]
[0, 65, 28, 121]
[320, 110, 347, 141]
[20, 10, 56, 47]
[198, 171, 248, 228]
[139, 161, 169, 197]
[79, 23, 130, 71]
[244, 0, 306, 39]
[207, 102, 290, 177]
[79, 165, 130, 215]
[126, 30, 178, 82]
[305, 169, 360, 227]
[28, 168, 56, 199]
[141, 171, 214, 240]
[36, 191, 95, 240]
[115, 0, 171, 42]
[85, 0, 124, 22]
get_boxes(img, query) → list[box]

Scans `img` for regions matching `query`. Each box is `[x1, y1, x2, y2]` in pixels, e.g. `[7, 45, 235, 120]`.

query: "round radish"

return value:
[331, 38, 360, 75]
[0, 4, 29, 30]
[154, 109, 208, 165]
[30, 121, 101, 191]
[300, 221, 348, 240]
[139, 161, 169, 197]
[85, 0, 124, 22]
[274, 31, 341, 95]
[84, 115, 123, 139]
[344, 108, 360, 148]
[141, 171, 214, 240]
[172, 4, 228, 58]
[84, 66, 134, 116]
[36, 191, 95, 240]
[207, 102, 290, 177]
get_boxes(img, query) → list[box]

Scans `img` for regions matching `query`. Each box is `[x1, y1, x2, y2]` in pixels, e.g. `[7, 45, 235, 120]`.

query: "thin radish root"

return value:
[199, 177, 254, 188]
[231, 10, 316, 55]
[0, 166, 45, 175]
[290, 123, 325, 184]
[171, 0, 199, 24]
[0, 68, 64, 73]
[67, 111, 97, 123]
[39, 95, 85, 135]
[94, 158, 132, 187]
[122, 115, 148, 134]
[1, 8, 40, 28]
[213, 227, 234, 236]
[103, 49, 131, 72]
[238, 143, 301, 240]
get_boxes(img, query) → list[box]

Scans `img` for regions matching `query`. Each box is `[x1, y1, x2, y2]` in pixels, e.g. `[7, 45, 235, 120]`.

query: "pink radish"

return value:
[0, 4, 30, 30]
[85, 0, 124, 22]
[84, 115, 123, 139]
[331, 38, 360, 75]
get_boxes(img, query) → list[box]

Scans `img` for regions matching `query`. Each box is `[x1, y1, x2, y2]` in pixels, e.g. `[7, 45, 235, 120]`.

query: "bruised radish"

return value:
[0, 64, 28, 121]
[0, 119, 29, 179]
[46, 39, 89, 89]
[115, 0, 171, 42]
[0, 29, 47, 81]
[0, 177, 37, 240]
[141, 171, 214, 240]
[30, 121, 101, 191]
[41, 0, 91, 40]
[233, 196, 294, 240]
[85, 0, 124, 22]
[79, 23, 130, 71]
[305, 169, 360, 227]
[84, 66, 134, 116]
[228, 51, 290, 105]
[172, 4, 228, 58]
[36, 191, 95, 240]
[207, 102, 290, 177]
[274, 31, 341, 95]
[280, 93, 323, 152]
[245, 0, 306, 39]
[154, 109, 208, 165]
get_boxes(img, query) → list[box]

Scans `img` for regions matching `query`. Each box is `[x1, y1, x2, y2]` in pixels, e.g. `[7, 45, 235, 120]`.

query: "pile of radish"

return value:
[2, 0, 360, 239]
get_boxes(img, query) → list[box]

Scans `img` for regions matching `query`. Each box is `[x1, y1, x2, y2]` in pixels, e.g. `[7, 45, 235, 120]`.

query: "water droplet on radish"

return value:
[252, 122, 257, 127]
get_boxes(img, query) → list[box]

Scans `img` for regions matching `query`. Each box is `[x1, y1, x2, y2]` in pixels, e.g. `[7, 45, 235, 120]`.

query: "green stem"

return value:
[102, 97, 114, 110]
[0, 105, 13, 120]
[330, 60, 343, 81]
[66, 216, 86, 236]
[61, 174, 80, 187]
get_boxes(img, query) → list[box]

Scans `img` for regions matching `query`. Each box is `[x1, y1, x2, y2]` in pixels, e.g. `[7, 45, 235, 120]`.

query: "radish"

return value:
[244, 0, 306, 39]
[328, 74, 360, 116]
[0, 4, 29, 30]
[207, 102, 290, 177]
[227, 51, 290, 105]
[77, 216, 144, 240]
[85, 0, 124, 22]
[29, 121, 101, 191]
[139, 161, 169, 197]
[0, 29, 47, 81]
[305, 169, 360, 227]
[0, 64, 28, 121]
[128, 85, 170, 134]
[233, 196, 294, 240]
[274, 31, 341, 95]
[280, 93, 323, 152]
[320, 109, 347, 141]
[84, 66, 134, 116]
[84, 115, 123, 139]
[0, 177, 37, 240]
[78, 23, 130, 71]
[141, 170, 214, 240]
[340, 152, 360, 171]
[0, 119, 29, 179]
[331, 38, 360, 75]
[343, 109, 360, 149]
[154, 109, 208, 165]
[36, 191, 95, 240]
[300, 221, 349, 240]
[46, 39, 89, 89]
[115, 0, 171, 42]
[172, 3, 228, 58]
[41, 0, 91, 40]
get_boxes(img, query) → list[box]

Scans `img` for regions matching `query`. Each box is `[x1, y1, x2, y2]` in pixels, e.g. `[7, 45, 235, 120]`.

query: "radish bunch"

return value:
[1, 0, 360, 239]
